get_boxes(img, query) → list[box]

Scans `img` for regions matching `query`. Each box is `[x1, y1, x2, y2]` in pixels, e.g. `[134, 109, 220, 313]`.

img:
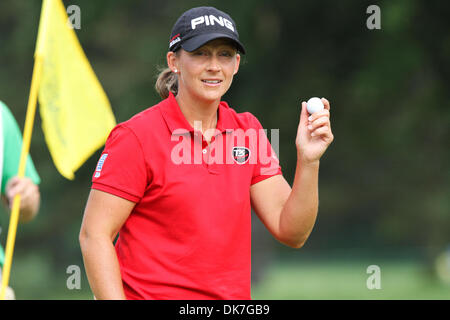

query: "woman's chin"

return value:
[196, 90, 225, 103]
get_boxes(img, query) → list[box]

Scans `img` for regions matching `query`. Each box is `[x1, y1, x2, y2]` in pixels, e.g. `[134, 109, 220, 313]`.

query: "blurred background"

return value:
[0, 0, 449, 299]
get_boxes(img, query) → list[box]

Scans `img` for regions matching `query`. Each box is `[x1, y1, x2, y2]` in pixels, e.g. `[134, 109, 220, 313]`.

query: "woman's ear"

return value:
[233, 53, 241, 75]
[167, 51, 178, 73]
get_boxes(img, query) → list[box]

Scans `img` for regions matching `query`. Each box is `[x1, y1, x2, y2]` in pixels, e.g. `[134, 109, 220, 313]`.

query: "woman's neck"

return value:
[175, 90, 219, 137]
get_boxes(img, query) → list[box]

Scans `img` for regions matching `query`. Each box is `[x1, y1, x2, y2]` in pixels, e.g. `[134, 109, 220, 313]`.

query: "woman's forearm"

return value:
[278, 159, 320, 248]
[79, 234, 126, 300]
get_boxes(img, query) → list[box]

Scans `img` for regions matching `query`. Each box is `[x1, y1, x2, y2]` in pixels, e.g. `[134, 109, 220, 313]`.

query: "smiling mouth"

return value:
[202, 80, 222, 84]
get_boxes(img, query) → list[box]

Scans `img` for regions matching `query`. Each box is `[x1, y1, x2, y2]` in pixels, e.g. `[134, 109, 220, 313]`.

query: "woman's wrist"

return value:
[296, 153, 320, 168]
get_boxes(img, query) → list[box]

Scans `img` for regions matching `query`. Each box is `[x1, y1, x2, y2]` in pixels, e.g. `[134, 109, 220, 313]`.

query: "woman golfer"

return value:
[80, 6, 333, 300]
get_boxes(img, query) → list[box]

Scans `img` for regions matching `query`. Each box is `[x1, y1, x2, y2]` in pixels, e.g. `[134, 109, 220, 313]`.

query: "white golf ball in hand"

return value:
[307, 97, 324, 114]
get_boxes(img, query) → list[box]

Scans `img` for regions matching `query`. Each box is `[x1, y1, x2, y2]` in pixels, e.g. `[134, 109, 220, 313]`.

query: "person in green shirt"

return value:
[0, 100, 41, 299]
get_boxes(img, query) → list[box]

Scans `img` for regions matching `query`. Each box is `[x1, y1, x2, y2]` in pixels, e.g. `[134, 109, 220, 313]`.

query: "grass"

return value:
[251, 258, 450, 300]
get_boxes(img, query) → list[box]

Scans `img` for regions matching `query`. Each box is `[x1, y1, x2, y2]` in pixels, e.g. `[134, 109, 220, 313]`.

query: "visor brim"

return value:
[180, 32, 246, 54]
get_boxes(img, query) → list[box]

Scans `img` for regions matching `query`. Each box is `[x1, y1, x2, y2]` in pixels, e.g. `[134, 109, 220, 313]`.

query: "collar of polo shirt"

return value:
[160, 92, 238, 136]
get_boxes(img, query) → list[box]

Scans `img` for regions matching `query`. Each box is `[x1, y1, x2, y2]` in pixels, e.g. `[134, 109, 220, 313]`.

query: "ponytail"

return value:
[155, 67, 178, 99]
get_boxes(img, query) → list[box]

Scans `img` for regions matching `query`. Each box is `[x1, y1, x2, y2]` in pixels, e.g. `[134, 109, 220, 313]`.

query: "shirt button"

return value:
[202, 149, 207, 154]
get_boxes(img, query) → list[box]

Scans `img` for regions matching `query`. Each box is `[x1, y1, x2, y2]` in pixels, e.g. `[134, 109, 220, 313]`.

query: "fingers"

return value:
[300, 101, 309, 125]
[307, 109, 331, 136]
[308, 108, 330, 123]
[6, 177, 21, 200]
[4, 177, 39, 222]
[310, 125, 330, 137]
[301, 97, 333, 140]
[309, 118, 334, 141]
[307, 97, 332, 138]
[308, 116, 329, 131]
[20, 181, 38, 203]
[321, 97, 330, 110]
[6, 177, 36, 204]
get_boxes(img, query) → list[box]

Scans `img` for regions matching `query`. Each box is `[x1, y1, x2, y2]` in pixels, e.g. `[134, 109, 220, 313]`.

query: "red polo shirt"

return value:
[91, 92, 282, 300]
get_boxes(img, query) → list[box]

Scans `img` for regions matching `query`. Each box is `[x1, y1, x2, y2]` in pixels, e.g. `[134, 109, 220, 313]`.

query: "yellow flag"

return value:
[35, 0, 116, 179]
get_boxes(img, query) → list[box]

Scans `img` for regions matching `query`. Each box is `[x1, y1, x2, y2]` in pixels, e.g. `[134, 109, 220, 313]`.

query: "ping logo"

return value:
[232, 147, 250, 164]
[191, 15, 235, 32]
[94, 153, 108, 178]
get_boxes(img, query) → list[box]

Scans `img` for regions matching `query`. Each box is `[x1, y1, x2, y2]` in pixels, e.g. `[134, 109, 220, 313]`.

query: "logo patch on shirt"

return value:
[232, 147, 250, 164]
[94, 153, 108, 178]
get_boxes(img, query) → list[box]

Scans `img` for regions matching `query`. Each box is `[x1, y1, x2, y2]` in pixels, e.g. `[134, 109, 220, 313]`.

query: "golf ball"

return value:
[307, 97, 324, 114]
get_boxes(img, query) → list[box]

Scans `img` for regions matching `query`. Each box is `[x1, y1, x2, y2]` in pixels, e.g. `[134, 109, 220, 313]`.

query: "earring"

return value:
[174, 69, 178, 73]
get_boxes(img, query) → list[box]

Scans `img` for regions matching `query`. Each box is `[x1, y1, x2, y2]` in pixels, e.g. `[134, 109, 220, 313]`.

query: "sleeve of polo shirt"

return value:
[249, 114, 282, 185]
[1, 101, 41, 194]
[91, 124, 148, 203]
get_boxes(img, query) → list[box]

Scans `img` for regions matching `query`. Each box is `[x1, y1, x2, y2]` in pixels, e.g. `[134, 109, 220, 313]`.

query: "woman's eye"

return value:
[220, 51, 232, 57]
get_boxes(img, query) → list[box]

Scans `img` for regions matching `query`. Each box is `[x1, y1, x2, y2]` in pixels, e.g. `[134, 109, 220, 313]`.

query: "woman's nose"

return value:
[206, 56, 221, 72]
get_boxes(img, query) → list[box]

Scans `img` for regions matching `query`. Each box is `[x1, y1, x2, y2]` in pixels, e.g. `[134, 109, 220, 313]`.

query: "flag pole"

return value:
[0, 0, 48, 299]
[0, 55, 43, 300]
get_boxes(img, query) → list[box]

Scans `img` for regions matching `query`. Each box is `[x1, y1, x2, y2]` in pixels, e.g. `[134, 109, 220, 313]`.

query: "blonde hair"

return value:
[155, 67, 178, 99]
[155, 49, 181, 99]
